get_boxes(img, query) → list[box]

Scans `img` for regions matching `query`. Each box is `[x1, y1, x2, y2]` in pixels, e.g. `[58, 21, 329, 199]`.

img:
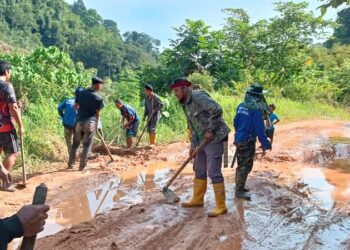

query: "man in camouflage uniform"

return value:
[233, 83, 272, 200]
[143, 84, 163, 145]
[171, 78, 230, 217]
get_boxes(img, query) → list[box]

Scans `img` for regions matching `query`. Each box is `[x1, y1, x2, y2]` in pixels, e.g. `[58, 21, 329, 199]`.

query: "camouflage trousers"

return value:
[235, 140, 256, 192]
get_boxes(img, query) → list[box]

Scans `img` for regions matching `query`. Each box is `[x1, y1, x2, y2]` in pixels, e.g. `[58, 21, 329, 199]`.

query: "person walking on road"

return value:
[233, 83, 272, 201]
[171, 78, 230, 217]
[143, 84, 163, 145]
[57, 87, 84, 155]
[115, 99, 140, 148]
[0, 61, 24, 191]
[68, 77, 104, 171]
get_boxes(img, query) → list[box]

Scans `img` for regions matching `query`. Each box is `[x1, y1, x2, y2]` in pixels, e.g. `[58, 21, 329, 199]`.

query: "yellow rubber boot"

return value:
[207, 182, 228, 217]
[186, 128, 191, 142]
[181, 178, 207, 207]
[149, 133, 156, 145]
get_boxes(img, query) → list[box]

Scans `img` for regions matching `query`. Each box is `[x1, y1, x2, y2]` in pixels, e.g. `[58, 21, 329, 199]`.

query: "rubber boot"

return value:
[181, 178, 207, 207]
[235, 169, 249, 193]
[235, 171, 251, 201]
[149, 133, 156, 145]
[207, 182, 228, 217]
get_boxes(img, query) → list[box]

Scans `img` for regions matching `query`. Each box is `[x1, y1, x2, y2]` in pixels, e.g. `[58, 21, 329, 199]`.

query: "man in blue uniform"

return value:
[115, 99, 140, 148]
[233, 83, 272, 200]
[58, 87, 83, 155]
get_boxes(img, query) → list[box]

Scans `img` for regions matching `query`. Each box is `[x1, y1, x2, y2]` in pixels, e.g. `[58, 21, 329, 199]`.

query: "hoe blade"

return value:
[162, 187, 180, 203]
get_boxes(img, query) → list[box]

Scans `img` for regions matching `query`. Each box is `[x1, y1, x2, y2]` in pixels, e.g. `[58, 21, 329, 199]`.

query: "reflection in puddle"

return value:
[39, 162, 180, 239]
[299, 167, 350, 209]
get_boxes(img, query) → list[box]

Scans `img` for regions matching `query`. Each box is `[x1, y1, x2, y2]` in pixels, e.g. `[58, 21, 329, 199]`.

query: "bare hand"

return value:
[16, 204, 50, 237]
[189, 147, 195, 158]
[123, 123, 129, 129]
[0, 165, 12, 187]
[18, 126, 25, 136]
[204, 131, 214, 141]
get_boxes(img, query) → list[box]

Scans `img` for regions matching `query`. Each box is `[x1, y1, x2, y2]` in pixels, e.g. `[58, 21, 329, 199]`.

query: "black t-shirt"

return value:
[76, 88, 104, 122]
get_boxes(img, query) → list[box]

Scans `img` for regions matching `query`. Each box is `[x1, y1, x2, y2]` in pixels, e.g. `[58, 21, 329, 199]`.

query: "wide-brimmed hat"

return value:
[246, 82, 268, 95]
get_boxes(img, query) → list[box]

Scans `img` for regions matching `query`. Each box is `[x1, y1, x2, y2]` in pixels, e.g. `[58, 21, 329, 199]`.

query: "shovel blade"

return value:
[162, 188, 180, 203]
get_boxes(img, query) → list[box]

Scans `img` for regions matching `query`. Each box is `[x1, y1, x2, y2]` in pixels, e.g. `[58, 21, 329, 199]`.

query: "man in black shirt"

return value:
[68, 77, 104, 171]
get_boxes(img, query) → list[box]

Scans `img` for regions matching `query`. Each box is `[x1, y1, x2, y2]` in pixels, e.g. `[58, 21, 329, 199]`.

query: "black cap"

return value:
[144, 84, 153, 91]
[92, 76, 104, 85]
[114, 98, 123, 104]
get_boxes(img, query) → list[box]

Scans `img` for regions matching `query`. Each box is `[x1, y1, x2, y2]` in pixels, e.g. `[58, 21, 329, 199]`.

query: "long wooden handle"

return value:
[164, 157, 192, 189]
[230, 149, 238, 168]
[20, 135, 26, 185]
[164, 139, 210, 189]
[96, 130, 114, 161]
[20, 183, 48, 250]
[135, 114, 153, 147]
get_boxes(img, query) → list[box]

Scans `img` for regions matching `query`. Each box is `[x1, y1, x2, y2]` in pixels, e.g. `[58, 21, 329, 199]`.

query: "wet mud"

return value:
[3, 120, 350, 250]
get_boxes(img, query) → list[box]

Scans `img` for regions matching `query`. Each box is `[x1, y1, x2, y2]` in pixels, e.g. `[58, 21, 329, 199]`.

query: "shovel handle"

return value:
[96, 130, 114, 162]
[135, 115, 153, 147]
[164, 157, 192, 190]
[20, 135, 26, 185]
[164, 139, 210, 189]
[230, 148, 238, 168]
[20, 183, 48, 250]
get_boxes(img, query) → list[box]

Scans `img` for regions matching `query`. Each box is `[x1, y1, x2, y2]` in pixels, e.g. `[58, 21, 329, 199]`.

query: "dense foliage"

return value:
[1, 1, 350, 171]
[0, 0, 160, 80]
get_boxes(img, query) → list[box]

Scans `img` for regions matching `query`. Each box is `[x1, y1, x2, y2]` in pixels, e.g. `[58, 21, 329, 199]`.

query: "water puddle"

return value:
[42, 162, 186, 238]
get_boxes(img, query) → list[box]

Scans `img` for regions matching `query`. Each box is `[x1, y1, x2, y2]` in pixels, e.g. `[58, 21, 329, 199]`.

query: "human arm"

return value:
[0, 164, 12, 187]
[252, 110, 271, 150]
[57, 101, 65, 119]
[9, 103, 24, 136]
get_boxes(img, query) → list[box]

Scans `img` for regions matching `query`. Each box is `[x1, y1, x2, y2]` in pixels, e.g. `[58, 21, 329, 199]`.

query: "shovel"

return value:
[135, 114, 153, 147]
[162, 139, 210, 203]
[20, 183, 48, 250]
[96, 130, 115, 163]
[18, 135, 26, 188]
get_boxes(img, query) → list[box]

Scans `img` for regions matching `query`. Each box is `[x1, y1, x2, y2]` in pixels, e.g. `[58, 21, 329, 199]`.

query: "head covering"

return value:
[246, 82, 265, 95]
[144, 84, 153, 91]
[243, 83, 269, 118]
[171, 78, 192, 90]
[114, 98, 123, 104]
[92, 76, 104, 85]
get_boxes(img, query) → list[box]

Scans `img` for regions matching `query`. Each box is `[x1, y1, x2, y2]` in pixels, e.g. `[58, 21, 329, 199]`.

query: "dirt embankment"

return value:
[2, 120, 350, 250]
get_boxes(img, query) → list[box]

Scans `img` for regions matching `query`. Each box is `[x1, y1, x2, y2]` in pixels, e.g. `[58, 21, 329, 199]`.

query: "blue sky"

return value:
[64, 0, 339, 48]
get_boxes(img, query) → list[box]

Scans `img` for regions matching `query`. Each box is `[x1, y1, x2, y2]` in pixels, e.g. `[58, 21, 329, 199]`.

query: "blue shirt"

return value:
[58, 98, 77, 128]
[267, 113, 279, 130]
[233, 103, 271, 150]
[120, 104, 139, 124]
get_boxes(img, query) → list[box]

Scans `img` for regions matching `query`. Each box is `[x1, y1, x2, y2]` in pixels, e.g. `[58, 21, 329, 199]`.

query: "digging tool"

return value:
[96, 130, 115, 162]
[135, 114, 153, 147]
[20, 183, 48, 250]
[18, 135, 26, 188]
[223, 141, 229, 168]
[230, 148, 238, 168]
[162, 139, 210, 203]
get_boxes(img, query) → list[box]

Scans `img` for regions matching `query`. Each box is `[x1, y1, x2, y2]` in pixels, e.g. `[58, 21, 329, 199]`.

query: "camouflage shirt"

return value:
[182, 89, 230, 147]
[144, 93, 164, 121]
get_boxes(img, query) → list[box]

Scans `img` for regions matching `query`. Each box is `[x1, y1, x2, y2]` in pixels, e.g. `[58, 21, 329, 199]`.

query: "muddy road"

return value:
[2, 120, 350, 250]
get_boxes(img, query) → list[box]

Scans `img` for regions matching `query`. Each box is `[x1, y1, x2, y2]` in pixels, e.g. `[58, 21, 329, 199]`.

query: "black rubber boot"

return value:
[235, 171, 251, 201]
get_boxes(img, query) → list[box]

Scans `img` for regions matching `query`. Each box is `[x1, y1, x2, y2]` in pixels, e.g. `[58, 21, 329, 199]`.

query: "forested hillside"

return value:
[0, 0, 160, 79]
[0, 0, 350, 170]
